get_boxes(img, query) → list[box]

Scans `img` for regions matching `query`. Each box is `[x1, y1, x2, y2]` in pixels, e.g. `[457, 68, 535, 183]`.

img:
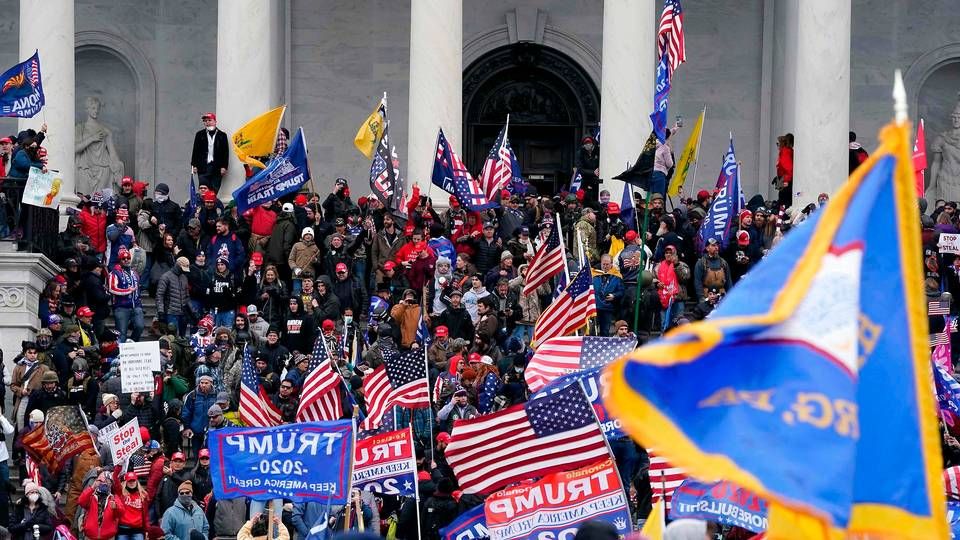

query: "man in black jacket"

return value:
[190, 113, 229, 192]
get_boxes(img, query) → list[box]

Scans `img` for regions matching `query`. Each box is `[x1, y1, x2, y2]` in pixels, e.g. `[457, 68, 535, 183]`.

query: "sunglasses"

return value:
[280, 385, 293, 390]
[178, 491, 192, 496]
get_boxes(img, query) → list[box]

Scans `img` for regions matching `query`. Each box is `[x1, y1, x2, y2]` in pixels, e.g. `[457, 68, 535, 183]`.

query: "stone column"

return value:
[407, 0, 462, 190]
[0, 252, 58, 375]
[19, 0, 76, 203]
[599, 0, 655, 200]
[791, 0, 851, 205]
[216, 0, 284, 197]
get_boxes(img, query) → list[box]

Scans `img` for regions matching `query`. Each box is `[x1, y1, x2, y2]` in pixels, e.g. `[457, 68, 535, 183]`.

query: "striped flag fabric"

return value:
[930, 299, 950, 315]
[522, 222, 565, 296]
[297, 336, 344, 422]
[532, 266, 597, 347]
[525, 336, 637, 393]
[360, 347, 430, 431]
[432, 128, 496, 211]
[945, 466, 960, 499]
[649, 450, 687, 510]
[657, 0, 686, 74]
[478, 122, 512, 201]
[239, 346, 282, 427]
[446, 382, 608, 495]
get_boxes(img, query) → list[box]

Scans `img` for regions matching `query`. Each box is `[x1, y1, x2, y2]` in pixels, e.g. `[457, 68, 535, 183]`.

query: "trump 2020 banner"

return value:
[353, 427, 416, 496]
[233, 126, 310, 214]
[209, 420, 353, 503]
[440, 504, 488, 540]
[670, 479, 768, 534]
[0, 51, 43, 118]
[484, 458, 630, 539]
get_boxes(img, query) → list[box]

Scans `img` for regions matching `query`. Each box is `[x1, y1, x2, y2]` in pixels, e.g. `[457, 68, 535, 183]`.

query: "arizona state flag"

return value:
[232, 105, 286, 169]
[605, 119, 947, 538]
[668, 106, 704, 197]
[354, 96, 386, 159]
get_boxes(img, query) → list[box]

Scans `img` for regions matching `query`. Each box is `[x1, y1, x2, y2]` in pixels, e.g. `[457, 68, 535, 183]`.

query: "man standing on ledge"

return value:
[190, 112, 229, 193]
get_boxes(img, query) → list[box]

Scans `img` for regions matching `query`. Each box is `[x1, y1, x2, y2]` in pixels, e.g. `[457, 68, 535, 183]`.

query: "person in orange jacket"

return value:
[78, 471, 124, 540]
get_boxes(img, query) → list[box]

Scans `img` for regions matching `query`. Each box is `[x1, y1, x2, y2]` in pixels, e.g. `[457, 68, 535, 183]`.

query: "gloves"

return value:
[294, 268, 302, 276]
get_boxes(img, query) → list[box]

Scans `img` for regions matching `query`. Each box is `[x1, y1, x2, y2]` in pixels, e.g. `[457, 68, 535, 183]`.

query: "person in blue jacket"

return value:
[593, 253, 624, 336]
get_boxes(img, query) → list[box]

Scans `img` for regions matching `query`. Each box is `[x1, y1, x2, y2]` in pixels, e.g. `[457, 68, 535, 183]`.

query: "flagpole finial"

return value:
[893, 69, 908, 125]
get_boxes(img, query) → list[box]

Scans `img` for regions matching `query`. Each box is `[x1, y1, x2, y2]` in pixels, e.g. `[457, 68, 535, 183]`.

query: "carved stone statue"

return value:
[929, 95, 960, 203]
[75, 96, 124, 194]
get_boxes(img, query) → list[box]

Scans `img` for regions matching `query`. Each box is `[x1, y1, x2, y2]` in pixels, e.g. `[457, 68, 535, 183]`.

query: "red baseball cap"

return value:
[322, 319, 335, 331]
[199, 449, 210, 458]
[0, 137, 11, 144]
[418, 471, 431, 481]
[435, 325, 448, 338]
[607, 202, 620, 215]
[172, 452, 186, 461]
[436, 432, 451, 444]
[500, 189, 510, 200]
[77, 306, 94, 317]
[404, 223, 415, 236]
[383, 261, 396, 271]
[624, 230, 638, 242]
[468, 352, 481, 363]
[294, 194, 307, 206]
[251, 252, 263, 265]
[203, 190, 217, 202]
[201, 112, 216, 120]
[121, 176, 133, 186]
[335, 263, 348, 273]
[448, 195, 460, 208]
[697, 189, 711, 202]
[125, 472, 138, 482]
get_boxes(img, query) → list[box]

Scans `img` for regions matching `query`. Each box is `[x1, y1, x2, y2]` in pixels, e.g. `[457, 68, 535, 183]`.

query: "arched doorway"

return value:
[463, 43, 600, 195]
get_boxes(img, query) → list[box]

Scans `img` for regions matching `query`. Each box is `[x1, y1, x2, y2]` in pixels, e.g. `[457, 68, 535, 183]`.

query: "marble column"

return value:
[19, 0, 76, 204]
[216, 0, 284, 198]
[791, 0, 851, 205]
[407, 0, 462, 192]
[0, 252, 58, 377]
[599, 0, 655, 200]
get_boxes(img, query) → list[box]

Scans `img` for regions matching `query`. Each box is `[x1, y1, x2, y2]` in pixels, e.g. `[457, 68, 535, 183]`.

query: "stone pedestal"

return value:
[19, 0, 76, 204]
[407, 0, 462, 189]
[599, 0, 654, 201]
[0, 252, 59, 372]
[791, 0, 851, 205]
[216, 0, 285, 198]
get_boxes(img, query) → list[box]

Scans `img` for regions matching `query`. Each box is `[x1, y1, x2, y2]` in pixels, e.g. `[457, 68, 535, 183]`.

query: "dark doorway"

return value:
[463, 44, 600, 195]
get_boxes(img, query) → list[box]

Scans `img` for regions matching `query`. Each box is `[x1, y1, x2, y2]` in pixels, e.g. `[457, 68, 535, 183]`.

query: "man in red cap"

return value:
[427, 325, 451, 368]
[0, 136, 12, 177]
[190, 112, 229, 192]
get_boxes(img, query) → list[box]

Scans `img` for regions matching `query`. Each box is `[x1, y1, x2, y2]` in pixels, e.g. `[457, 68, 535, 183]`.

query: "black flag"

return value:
[612, 132, 659, 191]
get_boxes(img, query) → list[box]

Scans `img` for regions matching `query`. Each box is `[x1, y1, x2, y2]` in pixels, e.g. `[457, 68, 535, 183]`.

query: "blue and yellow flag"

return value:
[604, 120, 947, 539]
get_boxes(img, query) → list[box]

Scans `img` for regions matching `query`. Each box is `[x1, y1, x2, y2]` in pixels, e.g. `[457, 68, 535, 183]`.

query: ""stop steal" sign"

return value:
[109, 418, 143, 464]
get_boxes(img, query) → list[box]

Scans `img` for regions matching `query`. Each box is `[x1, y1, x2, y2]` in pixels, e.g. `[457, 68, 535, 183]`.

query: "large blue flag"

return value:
[650, 49, 671, 143]
[621, 184, 636, 231]
[432, 128, 496, 210]
[696, 135, 744, 251]
[605, 121, 946, 538]
[0, 51, 43, 118]
[233, 127, 310, 214]
[439, 504, 487, 540]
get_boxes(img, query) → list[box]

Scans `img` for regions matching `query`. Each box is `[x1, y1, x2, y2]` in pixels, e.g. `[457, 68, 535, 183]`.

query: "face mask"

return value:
[206, 125, 216, 132]
[154, 193, 168, 202]
[344, 316, 353, 324]
[27, 493, 39, 503]
[178, 495, 193, 506]
[97, 484, 109, 496]
[584, 144, 594, 152]
[74, 371, 85, 378]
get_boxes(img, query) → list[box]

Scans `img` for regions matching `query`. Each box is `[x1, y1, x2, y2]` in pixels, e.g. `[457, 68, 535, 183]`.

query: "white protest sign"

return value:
[119, 341, 160, 393]
[940, 233, 960, 255]
[22, 167, 64, 209]
[109, 418, 143, 464]
[98, 422, 119, 447]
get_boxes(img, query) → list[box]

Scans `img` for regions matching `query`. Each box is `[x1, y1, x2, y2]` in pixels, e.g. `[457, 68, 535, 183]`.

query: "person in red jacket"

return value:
[113, 471, 149, 540]
[75, 202, 108, 255]
[78, 471, 124, 540]
[775, 133, 794, 210]
[143, 440, 166, 512]
[245, 200, 278, 254]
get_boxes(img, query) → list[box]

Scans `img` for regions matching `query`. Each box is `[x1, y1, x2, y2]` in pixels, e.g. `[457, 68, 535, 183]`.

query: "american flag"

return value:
[649, 450, 687, 510]
[523, 222, 565, 296]
[129, 447, 153, 478]
[431, 128, 496, 211]
[369, 118, 399, 208]
[239, 346, 282, 426]
[532, 266, 597, 347]
[478, 123, 512, 200]
[931, 316, 958, 347]
[945, 466, 960, 498]
[297, 336, 344, 422]
[28, 57, 40, 87]
[930, 299, 951, 315]
[446, 383, 608, 494]
[360, 347, 430, 430]
[525, 336, 637, 393]
[657, 0, 686, 74]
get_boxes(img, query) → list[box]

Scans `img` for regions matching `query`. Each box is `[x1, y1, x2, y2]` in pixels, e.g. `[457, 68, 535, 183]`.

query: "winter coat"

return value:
[181, 387, 218, 435]
[10, 499, 54, 540]
[267, 213, 298, 266]
[156, 266, 190, 317]
[371, 229, 402, 275]
[473, 237, 501, 276]
[206, 270, 241, 312]
[78, 487, 123, 540]
[210, 496, 248, 540]
[330, 276, 361, 315]
[313, 277, 341, 323]
[160, 499, 209, 540]
[287, 240, 320, 274]
[390, 302, 421, 348]
[207, 232, 246, 274]
[593, 270, 624, 312]
[434, 305, 473, 342]
[508, 272, 549, 324]
[108, 264, 141, 309]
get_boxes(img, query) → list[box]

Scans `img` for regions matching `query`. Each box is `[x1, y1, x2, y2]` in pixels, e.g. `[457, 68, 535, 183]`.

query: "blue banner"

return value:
[949, 500, 960, 539]
[696, 135, 744, 251]
[650, 49, 671, 143]
[670, 479, 768, 533]
[234, 127, 310, 214]
[531, 368, 625, 440]
[440, 504, 488, 540]
[209, 420, 353, 503]
[0, 51, 44, 118]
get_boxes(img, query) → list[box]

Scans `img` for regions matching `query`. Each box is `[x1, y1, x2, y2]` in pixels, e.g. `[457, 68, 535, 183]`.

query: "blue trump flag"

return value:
[234, 127, 310, 214]
[604, 120, 947, 538]
[650, 49, 671, 143]
[439, 503, 487, 540]
[670, 479, 768, 534]
[0, 51, 44, 118]
[209, 420, 354, 504]
[696, 134, 744, 251]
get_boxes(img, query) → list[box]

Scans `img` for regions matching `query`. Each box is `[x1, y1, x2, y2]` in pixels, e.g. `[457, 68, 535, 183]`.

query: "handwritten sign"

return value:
[22, 167, 63, 209]
[119, 341, 160, 393]
[109, 418, 143, 465]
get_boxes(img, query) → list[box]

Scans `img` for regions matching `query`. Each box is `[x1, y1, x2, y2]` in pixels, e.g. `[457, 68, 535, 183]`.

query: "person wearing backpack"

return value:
[422, 478, 458, 540]
[693, 238, 732, 302]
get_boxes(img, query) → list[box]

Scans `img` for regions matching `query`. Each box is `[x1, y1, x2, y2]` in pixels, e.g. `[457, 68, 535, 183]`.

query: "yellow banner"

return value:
[667, 107, 704, 197]
[232, 105, 286, 169]
[354, 99, 386, 159]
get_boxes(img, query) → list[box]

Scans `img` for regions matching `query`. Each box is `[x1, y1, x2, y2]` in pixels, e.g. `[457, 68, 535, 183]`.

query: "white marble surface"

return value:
[0, 253, 59, 376]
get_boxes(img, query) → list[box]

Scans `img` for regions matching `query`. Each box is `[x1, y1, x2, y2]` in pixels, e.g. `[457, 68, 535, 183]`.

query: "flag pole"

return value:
[688, 104, 706, 197]
[344, 404, 359, 531]
[554, 212, 571, 286]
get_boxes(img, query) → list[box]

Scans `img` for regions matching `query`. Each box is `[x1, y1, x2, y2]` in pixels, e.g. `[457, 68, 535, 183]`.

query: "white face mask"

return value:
[344, 316, 353, 324]
[27, 493, 39, 503]
[206, 125, 216, 132]
[154, 193, 167, 202]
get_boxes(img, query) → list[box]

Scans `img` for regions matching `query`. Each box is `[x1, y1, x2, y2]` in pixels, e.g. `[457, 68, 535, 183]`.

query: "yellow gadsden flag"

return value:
[667, 106, 705, 197]
[232, 105, 286, 169]
[354, 96, 387, 159]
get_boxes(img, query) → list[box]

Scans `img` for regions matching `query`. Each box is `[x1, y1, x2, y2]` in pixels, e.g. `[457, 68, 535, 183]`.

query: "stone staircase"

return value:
[105, 294, 161, 339]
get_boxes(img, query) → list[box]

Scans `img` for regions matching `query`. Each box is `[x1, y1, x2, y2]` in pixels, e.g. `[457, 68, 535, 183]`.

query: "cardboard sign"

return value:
[940, 233, 960, 255]
[22, 167, 63, 209]
[109, 418, 143, 464]
[119, 341, 160, 393]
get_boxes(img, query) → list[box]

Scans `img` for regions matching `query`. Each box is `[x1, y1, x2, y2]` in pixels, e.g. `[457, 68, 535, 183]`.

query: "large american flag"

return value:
[431, 128, 496, 211]
[532, 266, 597, 347]
[446, 383, 608, 494]
[657, 0, 686, 74]
[360, 347, 430, 430]
[478, 124, 512, 200]
[522, 222, 565, 296]
[297, 336, 344, 422]
[525, 336, 637, 393]
[649, 450, 687, 510]
[239, 346, 282, 427]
